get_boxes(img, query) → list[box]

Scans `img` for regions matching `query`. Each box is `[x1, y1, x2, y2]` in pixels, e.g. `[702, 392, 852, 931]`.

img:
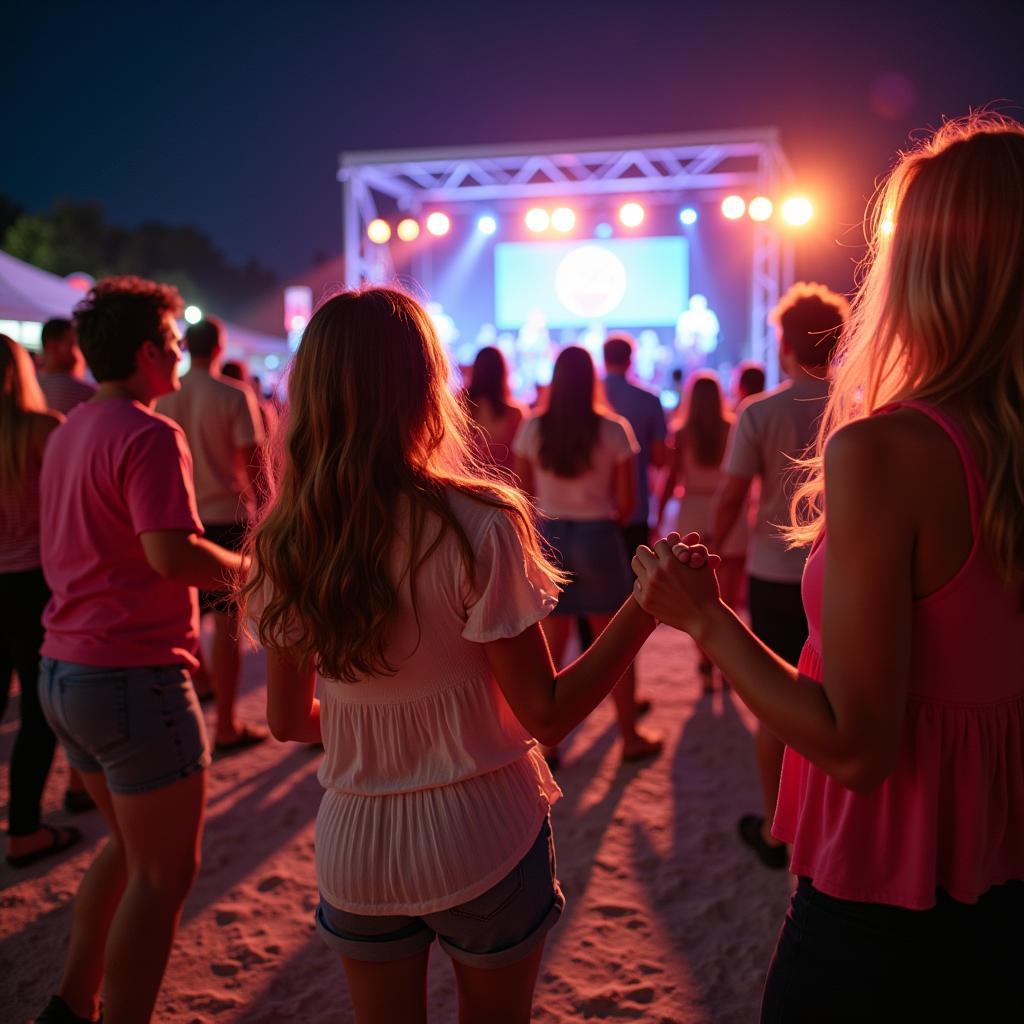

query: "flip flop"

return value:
[6, 824, 83, 869]
[35, 994, 100, 1023]
[213, 723, 269, 758]
[738, 814, 788, 870]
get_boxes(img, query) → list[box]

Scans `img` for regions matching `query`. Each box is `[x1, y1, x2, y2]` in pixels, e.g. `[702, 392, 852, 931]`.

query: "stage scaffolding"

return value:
[339, 129, 795, 370]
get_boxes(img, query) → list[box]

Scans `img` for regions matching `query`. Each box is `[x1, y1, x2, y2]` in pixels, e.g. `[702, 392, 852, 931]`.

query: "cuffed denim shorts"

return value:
[316, 816, 564, 967]
[540, 518, 633, 616]
[38, 657, 211, 795]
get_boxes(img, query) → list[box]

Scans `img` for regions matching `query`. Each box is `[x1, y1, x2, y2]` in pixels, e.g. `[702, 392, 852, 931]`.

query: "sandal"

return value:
[738, 814, 788, 870]
[35, 994, 100, 1022]
[6, 825, 83, 869]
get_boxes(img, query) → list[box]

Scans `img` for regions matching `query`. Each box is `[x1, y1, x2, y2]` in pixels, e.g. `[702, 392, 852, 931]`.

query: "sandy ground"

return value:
[2, 622, 792, 1023]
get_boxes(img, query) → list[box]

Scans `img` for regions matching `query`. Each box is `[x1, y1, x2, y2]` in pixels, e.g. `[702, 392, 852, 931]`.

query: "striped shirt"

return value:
[38, 372, 96, 414]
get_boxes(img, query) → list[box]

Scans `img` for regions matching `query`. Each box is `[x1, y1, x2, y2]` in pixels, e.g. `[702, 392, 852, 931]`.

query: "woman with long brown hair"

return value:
[635, 113, 1024, 1020]
[464, 345, 525, 472]
[0, 336, 80, 867]
[513, 345, 661, 762]
[242, 290, 661, 1024]
[657, 371, 745, 688]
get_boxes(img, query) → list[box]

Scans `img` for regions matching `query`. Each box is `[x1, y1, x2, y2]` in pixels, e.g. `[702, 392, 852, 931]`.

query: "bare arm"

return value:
[656, 431, 682, 527]
[483, 597, 657, 746]
[266, 647, 320, 743]
[636, 421, 914, 793]
[614, 456, 637, 525]
[139, 530, 245, 591]
[712, 473, 752, 548]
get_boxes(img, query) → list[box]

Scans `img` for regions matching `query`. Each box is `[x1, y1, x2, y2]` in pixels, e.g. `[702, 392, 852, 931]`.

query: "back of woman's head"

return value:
[241, 287, 559, 681]
[0, 335, 47, 493]
[791, 112, 1024, 586]
[683, 371, 729, 466]
[467, 346, 510, 415]
[540, 345, 601, 477]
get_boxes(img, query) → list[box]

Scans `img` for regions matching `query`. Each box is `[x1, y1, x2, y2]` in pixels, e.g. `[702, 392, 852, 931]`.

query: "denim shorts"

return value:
[38, 657, 211, 795]
[540, 518, 633, 616]
[316, 816, 564, 967]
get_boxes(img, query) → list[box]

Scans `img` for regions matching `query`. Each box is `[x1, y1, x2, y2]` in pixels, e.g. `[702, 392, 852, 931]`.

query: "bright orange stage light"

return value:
[525, 208, 550, 232]
[397, 218, 420, 241]
[781, 196, 813, 226]
[551, 207, 576, 232]
[367, 219, 391, 244]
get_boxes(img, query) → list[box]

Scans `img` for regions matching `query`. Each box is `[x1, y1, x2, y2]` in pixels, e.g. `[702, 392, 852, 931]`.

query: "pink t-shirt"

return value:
[40, 398, 204, 668]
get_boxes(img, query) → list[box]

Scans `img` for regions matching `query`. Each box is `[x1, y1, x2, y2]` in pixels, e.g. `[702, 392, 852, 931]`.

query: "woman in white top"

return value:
[513, 346, 662, 762]
[658, 372, 746, 689]
[242, 291, 662, 1024]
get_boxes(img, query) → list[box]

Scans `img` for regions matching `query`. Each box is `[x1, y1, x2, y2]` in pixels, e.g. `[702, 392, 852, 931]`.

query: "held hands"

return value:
[631, 532, 722, 637]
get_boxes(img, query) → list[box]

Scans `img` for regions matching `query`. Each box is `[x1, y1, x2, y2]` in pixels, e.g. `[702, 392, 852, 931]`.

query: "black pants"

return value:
[763, 876, 1024, 1022]
[0, 568, 57, 836]
[747, 576, 808, 666]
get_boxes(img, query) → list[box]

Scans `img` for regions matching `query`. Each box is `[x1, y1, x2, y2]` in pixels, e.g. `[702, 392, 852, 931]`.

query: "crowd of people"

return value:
[1, 113, 1022, 1023]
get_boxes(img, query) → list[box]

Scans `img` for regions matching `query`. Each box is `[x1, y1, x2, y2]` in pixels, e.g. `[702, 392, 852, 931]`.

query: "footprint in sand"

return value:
[256, 874, 285, 892]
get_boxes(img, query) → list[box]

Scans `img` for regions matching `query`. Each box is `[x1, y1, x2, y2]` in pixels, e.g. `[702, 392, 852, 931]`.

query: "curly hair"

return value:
[74, 275, 183, 381]
[769, 282, 850, 370]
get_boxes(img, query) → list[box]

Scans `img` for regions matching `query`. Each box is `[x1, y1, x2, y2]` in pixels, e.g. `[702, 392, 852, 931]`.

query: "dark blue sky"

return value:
[6, 1, 1023, 290]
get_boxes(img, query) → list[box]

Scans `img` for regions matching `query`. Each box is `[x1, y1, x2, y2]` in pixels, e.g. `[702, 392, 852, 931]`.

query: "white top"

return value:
[156, 367, 264, 524]
[513, 412, 639, 521]
[723, 376, 829, 582]
[304, 489, 561, 914]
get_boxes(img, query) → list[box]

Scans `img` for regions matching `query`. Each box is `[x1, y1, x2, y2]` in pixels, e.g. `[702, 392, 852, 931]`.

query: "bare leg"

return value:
[57, 770, 126, 1021]
[588, 614, 662, 759]
[451, 942, 545, 1024]
[212, 610, 243, 744]
[340, 947, 430, 1024]
[755, 725, 786, 847]
[100, 771, 206, 1023]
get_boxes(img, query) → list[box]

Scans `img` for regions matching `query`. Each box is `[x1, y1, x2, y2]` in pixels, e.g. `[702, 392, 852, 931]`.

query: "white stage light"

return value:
[184, 305, 202, 324]
[551, 207, 576, 232]
[618, 202, 645, 227]
[477, 215, 498, 235]
[525, 208, 550, 232]
[721, 195, 746, 220]
[679, 207, 698, 226]
[426, 212, 451, 236]
[781, 196, 813, 226]
[748, 197, 773, 222]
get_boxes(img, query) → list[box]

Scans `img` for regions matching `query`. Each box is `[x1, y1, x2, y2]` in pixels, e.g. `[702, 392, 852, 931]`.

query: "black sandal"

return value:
[35, 994, 100, 1023]
[738, 814, 788, 870]
[6, 825, 83, 869]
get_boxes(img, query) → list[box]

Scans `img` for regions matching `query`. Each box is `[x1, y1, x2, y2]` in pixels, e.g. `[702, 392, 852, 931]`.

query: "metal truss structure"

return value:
[339, 129, 794, 367]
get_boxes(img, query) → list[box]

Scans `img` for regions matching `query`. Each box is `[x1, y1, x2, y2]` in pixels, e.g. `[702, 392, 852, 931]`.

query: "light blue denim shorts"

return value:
[39, 657, 211, 795]
[316, 816, 564, 967]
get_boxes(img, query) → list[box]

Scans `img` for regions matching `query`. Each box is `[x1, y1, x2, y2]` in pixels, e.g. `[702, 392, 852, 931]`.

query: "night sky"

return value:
[6, 1, 1023, 292]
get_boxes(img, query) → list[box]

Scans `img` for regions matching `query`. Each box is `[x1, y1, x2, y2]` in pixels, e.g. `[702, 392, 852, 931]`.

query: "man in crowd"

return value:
[157, 317, 267, 753]
[712, 282, 849, 869]
[603, 333, 668, 718]
[37, 318, 96, 413]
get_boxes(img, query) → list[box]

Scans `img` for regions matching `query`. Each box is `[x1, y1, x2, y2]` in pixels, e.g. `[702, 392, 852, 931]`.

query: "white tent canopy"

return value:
[0, 249, 84, 321]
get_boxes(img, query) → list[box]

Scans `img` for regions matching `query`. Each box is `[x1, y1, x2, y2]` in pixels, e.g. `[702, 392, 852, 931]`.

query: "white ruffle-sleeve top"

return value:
[312, 488, 561, 915]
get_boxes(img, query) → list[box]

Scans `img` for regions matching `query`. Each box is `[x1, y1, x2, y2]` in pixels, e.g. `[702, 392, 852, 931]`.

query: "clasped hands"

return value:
[631, 531, 722, 637]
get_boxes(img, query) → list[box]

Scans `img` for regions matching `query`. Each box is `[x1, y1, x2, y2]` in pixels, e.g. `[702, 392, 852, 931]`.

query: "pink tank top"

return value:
[773, 402, 1024, 909]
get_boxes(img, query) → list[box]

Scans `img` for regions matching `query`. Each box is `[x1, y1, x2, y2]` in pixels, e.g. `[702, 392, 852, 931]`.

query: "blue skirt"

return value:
[540, 518, 633, 616]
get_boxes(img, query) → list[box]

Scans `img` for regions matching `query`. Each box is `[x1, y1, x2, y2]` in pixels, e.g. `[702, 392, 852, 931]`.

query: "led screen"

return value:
[494, 236, 688, 329]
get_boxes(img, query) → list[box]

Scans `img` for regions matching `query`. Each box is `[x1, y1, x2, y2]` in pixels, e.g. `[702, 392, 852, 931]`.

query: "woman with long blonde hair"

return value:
[634, 114, 1024, 1020]
[0, 336, 81, 868]
[242, 289, 660, 1024]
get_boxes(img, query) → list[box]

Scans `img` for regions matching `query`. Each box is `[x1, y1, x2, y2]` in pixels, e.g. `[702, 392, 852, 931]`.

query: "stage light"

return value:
[477, 214, 498, 235]
[721, 195, 746, 220]
[619, 202, 645, 227]
[781, 196, 813, 226]
[525, 208, 550, 232]
[367, 219, 391, 244]
[748, 196, 773, 222]
[397, 218, 420, 241]
[426, 212, 451, 236]
[551, 207, 576, 232]
[264, 354, 280, 370]
[594, 222, 613, 239]
[184, 305, 202, 324]
[679, 207, 698, 226]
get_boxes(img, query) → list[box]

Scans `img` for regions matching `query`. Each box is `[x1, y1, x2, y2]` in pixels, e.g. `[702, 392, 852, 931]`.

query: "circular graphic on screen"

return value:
[554, 245, 628, 319]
